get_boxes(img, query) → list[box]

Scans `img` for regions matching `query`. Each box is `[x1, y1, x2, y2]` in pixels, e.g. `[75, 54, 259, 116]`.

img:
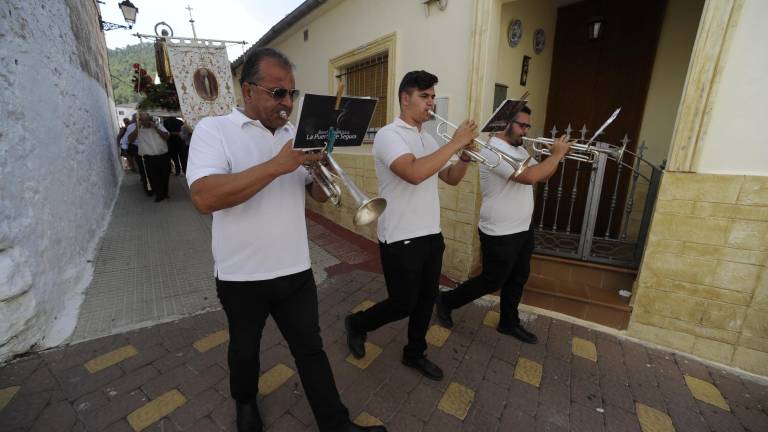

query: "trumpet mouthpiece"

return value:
[279, 111, 288, 119]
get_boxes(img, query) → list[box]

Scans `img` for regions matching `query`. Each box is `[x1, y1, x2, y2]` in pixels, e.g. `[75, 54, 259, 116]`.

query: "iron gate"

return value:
[530, 125, 663, 269]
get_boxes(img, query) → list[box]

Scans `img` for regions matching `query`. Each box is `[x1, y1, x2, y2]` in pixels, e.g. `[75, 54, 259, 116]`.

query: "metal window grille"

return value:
[337, 53, 388, 130]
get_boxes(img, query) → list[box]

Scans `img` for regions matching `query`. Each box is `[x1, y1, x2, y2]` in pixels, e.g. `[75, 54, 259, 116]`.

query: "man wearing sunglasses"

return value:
[434, 105, 569, 344]
[186, 48, 386, 432]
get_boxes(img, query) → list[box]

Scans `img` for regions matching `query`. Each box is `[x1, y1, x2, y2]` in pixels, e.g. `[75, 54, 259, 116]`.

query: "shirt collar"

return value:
[394, 116, 420, 132]
[229, 108, 292, 133]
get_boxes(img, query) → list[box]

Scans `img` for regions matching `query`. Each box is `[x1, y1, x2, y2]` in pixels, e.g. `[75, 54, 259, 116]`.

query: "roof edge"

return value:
[231, 0, 327, 70]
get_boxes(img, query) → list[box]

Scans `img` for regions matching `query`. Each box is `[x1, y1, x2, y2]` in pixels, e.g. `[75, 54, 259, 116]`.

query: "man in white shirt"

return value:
[129, 112, 170, 202]
[434, 106, 569, 344]
[344, 70, 477, 381]
[187, 48, 385, 432]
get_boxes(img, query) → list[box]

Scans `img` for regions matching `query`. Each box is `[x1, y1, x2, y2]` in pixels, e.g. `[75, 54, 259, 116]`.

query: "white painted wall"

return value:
[0, 1, 121, 362]
[693, 0, 768, 176]
[494, 0, 558, 138]
[265, 0, 475, 122]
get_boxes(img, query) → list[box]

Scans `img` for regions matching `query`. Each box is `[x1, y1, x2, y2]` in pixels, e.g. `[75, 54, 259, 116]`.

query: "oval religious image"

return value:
[193, 67, 219, 101]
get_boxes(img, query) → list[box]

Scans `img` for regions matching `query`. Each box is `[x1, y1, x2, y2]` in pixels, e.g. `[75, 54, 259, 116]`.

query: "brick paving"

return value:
[2, 176, 768, 431]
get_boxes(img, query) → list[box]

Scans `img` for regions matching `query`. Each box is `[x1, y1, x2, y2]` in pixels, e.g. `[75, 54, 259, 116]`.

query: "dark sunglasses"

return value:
[511, 120, 532, 130]
[248, 82, 300, 101]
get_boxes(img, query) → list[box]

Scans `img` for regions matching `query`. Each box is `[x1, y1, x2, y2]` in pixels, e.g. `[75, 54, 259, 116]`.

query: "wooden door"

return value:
[534, 0, 667, 238]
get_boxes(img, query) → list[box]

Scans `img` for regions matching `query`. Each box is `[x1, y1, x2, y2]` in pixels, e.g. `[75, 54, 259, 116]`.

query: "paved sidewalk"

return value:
[70, 175, 340, 343]
[1, 175, 768, 431]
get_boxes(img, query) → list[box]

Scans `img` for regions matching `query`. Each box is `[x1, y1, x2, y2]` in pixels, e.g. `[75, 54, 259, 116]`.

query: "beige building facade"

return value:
[232, 0, 767, 377]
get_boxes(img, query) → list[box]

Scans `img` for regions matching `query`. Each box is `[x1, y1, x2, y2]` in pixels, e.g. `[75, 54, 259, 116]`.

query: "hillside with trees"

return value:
[108, 43, 157, 105]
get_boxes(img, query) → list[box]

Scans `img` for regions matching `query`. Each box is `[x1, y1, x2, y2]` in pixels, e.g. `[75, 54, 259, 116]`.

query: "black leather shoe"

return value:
[235, 400, 263, 432]
[333, 420, 388, 431]
[345, 314, 366, 359]
[434, 292, 454, 328]
[402, 356, 444, 381]
[497, 324, 538, 344]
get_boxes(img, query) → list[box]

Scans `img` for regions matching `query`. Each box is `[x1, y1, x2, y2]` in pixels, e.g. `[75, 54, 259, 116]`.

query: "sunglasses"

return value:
[511, 120, 532, 130]
[248, 82, 300, 101]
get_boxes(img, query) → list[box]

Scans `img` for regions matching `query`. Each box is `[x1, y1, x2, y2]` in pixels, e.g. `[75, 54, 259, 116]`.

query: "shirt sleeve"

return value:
[482, 145, 516, 180]
[373, 128, 412, 168]
[186, 119, 230, 187]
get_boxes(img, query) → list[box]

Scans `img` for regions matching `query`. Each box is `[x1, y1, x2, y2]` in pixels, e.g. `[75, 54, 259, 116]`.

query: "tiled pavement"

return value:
[70, 175, 340, 343]
[2, 175, 768, 431]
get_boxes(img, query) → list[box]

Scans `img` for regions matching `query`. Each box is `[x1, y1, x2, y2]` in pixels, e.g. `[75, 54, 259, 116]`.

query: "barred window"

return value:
[337, 53, 388, 132]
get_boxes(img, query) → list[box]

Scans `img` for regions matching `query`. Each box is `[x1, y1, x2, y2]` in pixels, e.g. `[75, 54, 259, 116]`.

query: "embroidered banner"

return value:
[166, 41, 235, 128]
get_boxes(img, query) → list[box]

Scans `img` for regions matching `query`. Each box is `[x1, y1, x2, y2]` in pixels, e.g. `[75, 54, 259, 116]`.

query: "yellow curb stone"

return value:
[346, 343, 382, 369]
[684, 375, 730, 411]
[85, 345, 139, 374]
[127, 389, 186, 431]
[636, 403, 675, 432]
[572, 337, 597, 362]
[437, 382, 475, 420]
[259, 363, 295, 395]
[0, 386, 20, 411]
[193, 330, 229, 353]
[352, 300, 376, 313]
[514, 357, 543, 388]
[354, 411, 384, 426]
[483, 310, 500, 328]
[426, 325, 451, 347]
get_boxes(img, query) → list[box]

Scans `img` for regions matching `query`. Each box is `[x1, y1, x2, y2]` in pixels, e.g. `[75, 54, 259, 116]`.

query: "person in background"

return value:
[129, 112, 170, 202]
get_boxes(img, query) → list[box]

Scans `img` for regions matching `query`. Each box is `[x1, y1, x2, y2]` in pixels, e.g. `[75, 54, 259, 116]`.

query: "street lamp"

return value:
[119, 1, 138, 25]
[587, 17, 605, 41]
[100, 0, 139, 31]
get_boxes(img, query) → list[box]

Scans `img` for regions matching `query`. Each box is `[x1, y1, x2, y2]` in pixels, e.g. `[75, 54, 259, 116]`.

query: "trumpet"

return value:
[428, 111, 530, 176]
[309, 151, 387, 226]
[523, 137, 626, 163]
[281, 111, 387, 226]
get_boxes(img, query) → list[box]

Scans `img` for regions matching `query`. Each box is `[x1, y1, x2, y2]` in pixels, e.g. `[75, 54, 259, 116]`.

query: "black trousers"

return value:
[442, 229, 534, 329]
[167, 136, 187, 175]
[128, 144, 149, 192]
[143, 153, 171, 199]
[350, 233, 445, 360]
[216, 269, 349, 431]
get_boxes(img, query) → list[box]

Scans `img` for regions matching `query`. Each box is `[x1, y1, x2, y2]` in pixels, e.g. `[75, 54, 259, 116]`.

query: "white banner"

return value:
[166, 41, 235, 128]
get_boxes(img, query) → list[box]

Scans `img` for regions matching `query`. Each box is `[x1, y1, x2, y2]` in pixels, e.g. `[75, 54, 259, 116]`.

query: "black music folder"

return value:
[292, 93, 378, 150]
[481, 99, 529, 133]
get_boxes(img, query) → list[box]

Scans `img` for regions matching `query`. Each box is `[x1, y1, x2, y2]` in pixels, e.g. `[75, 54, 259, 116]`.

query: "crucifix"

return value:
[185, 5, 198, 40]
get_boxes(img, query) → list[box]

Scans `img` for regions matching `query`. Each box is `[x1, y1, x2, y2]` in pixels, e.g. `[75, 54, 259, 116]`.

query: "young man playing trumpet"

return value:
[434, 106, 569, 344]
[345, 70, 477, 380]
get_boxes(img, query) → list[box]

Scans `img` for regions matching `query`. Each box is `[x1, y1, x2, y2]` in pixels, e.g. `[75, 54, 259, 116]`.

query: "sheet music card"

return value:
[481, 99, 529, 133]
[292, 93, 378, 150]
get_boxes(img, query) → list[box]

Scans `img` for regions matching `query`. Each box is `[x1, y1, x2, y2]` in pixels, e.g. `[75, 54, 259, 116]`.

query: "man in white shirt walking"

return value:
[344, 70, 477, 381]
[130, 112, 170, 202]
[434, 106, 569, 344]
[187, 48, 386, 432]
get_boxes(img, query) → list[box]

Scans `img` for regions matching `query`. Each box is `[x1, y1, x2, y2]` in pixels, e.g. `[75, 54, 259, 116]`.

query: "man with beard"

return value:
[186, 47, 386, 432]
[434, 105, 569, 344]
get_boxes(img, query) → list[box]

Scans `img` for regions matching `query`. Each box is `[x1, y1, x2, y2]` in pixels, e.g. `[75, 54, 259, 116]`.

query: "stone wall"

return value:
[306, 151, 482, 281]
[0, 1, 120, 362]
[628, 172, 768, 375]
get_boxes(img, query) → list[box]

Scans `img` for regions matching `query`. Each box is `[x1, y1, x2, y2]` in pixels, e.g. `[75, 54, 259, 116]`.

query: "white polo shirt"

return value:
[478, 136, 539, 236]
[373, 117, 447, 243]
[136, 128, 168, 156]
[187, 108, 312, 281]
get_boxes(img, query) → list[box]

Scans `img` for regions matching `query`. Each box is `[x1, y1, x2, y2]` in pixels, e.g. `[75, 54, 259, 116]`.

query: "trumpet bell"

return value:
[354, 196, 387, 226]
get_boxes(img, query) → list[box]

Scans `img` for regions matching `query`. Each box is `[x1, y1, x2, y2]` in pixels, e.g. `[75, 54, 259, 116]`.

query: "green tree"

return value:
[108, 43, 157, 105]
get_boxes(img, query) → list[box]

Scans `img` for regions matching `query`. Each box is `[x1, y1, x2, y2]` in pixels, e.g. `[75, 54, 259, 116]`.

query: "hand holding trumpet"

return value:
[450, 120, 479, 152]
[548, 134, 571, 159]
